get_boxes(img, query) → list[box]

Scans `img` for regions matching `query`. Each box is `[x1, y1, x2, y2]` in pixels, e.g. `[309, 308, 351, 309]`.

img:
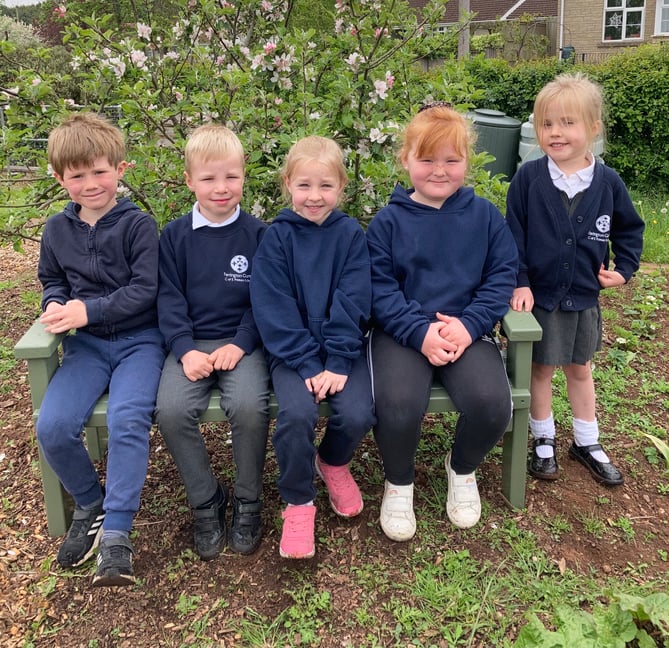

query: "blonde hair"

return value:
[184, 124, 245, 174]
[533, 72, 604, 144]
[47, 112, 125, 177]
[399, 105, 474, 165]
[280, 136, 348, 201]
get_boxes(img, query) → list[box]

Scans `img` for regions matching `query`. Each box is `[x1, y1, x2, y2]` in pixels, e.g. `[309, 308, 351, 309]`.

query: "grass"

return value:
[629, 188, 669, 264]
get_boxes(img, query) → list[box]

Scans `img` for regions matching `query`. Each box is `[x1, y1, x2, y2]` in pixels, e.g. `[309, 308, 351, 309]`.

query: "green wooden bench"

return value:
[14, 308, 542, 537]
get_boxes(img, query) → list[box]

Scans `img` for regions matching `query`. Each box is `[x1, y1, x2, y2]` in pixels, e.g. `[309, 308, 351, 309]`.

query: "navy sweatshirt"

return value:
[506, 157, 644, 312]
[38, 197, 159, 336]
[366, 184, 518, 352]
[157, 210, 267, 360]
[250, 208, 371, 380]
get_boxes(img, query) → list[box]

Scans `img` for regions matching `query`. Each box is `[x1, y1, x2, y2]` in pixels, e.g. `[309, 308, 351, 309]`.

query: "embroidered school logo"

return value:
[230, 255, 249, 273]
[596, 214, 611, 234]
[588, 214, 611, 243]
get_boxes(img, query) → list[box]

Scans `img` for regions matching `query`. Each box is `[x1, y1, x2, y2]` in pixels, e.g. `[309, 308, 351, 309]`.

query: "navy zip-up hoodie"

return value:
[250, 208, 371, 381]
[367, 184, 518, 352]
[506, 157, 644, 312]
[158, 209, 267, 360]
[38, 197, 159, 336]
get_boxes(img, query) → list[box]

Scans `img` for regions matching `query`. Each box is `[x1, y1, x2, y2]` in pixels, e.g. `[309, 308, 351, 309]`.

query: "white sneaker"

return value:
[445, 452, 481, 529]
[379, 481, 416, 542]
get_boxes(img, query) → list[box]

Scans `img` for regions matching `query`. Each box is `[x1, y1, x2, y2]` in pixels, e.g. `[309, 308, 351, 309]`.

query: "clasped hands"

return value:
[181, 344, 245, 381]
[305, 370, 348, 403]
[421, 313, 472, 366]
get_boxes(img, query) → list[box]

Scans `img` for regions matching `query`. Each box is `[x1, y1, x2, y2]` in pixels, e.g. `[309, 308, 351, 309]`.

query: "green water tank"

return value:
[467, 108, 522, 181]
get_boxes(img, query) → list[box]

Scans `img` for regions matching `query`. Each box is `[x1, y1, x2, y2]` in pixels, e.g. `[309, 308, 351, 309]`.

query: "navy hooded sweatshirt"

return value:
[38, 197, 159, 336]
[250, 208, 371, 381]
[366, 184, 518, 352]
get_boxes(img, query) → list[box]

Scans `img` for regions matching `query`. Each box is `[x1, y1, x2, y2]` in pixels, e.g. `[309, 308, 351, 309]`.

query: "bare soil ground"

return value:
[1, 241, 667, 647]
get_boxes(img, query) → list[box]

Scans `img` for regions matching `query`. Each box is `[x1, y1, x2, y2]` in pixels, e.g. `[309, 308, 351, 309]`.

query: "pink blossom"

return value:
[174, 90, 184, 101]
[373, 79, 388, 100]
[369, 127, 387, 143]
[385, 71, 395, 88]
[53, 5, 66, 18]
[264, 41, 277, 55]
[137, 23, 152, 40]
[130, 50, 148, 68]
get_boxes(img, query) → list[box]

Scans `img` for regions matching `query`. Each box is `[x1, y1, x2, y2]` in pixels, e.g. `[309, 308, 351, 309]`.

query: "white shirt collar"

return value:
[191, 202, 240, 229]
[547, 154, 595, 199]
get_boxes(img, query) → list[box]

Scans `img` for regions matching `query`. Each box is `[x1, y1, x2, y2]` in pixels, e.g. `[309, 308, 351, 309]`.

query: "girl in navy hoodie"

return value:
[250, 136, 375, 559]
[366, 104, 518, 541]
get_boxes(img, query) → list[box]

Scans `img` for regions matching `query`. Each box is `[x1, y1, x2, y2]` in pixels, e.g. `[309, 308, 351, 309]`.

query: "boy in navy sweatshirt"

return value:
[37, 112, 165, 586]
[155, 125, 269, 560]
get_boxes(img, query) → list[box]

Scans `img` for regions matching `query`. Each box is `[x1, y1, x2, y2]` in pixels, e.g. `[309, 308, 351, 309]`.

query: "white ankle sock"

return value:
[530, 413, 555, 458]
[573, 418, 609, 462]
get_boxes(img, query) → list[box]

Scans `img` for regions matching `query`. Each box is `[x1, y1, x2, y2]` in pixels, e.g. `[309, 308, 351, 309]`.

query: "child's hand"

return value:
[435, 313, 472, 362]
[598, 265, 626, 289]
[209, 343, 244, 371]
[181, 349, 214, 382]
[421, 321, 458, 366]
[40, 299, 88, 333]
[305, 371, 348, 403]
[510, 287, 534, 312]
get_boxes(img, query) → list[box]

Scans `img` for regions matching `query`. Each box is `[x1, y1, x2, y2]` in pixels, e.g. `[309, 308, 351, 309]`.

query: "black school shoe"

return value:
[528, 438, 559, 480]
[92, 536, 135, 587]
[192, 486, 228, 561]
[229, 497, 263, 555]
[568, 442, 624, 486]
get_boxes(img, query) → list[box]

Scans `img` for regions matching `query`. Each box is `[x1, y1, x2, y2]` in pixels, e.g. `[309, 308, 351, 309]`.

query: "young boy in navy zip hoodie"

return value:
[37, 112, 165, 587]
[250, 136, 375, 560]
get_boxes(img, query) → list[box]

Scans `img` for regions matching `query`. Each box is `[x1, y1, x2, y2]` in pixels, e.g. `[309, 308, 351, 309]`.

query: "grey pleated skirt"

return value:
[531, 304, 602, 366]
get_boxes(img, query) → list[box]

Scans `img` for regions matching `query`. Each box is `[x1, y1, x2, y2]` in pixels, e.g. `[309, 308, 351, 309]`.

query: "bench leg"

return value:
[85, 426, 107, 462]
[37, 445, 74, 537]
[501, 408, 530, 509]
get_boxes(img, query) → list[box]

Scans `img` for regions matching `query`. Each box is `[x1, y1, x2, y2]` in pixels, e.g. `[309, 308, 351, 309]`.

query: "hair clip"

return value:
[418, 100, 453, 113]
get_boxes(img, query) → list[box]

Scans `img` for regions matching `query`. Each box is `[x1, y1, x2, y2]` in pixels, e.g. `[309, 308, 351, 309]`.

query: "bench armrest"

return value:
[500, 307, 543, 394]
[14, 319, 66, 411]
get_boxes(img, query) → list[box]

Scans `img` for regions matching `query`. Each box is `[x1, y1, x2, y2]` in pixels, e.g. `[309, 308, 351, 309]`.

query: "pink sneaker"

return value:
[315, 455, 364, 518]
[279, 505, 316, 559]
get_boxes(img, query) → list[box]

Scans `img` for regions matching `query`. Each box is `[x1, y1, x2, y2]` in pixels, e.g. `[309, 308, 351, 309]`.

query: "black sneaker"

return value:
[193, 486, 228, 561]
[57, 502, 105, 568]
[92, 536, 135, 587]
[229, 497, 263, 555]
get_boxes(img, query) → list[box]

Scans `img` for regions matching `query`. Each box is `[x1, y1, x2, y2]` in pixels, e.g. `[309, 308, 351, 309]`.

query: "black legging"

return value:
[369, 328, 512, 484]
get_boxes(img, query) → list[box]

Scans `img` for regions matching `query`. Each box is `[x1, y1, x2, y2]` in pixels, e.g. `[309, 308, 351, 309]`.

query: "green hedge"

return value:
[449, 45, 669, 190]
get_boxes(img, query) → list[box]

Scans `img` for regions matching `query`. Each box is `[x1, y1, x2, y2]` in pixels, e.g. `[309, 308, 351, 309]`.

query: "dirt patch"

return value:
[1, 242, 667, 647]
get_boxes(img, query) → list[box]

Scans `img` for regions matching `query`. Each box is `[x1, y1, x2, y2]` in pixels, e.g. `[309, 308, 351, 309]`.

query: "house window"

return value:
[603, 0, 645, 41]
[656, 0, 669, 33]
